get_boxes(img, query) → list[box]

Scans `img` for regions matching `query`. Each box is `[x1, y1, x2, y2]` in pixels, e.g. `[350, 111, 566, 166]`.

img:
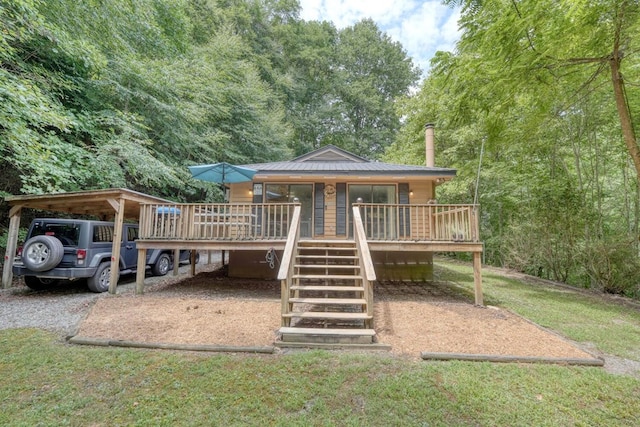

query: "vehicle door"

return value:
[122, 226, 139, 269]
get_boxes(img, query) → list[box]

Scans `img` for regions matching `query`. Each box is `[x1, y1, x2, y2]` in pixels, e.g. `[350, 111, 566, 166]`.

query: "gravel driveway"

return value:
[0, 255, 221, 337]
[1, 281, 107, 337]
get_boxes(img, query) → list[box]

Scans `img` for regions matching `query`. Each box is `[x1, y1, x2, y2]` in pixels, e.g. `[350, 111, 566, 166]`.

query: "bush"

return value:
[581, 237, 640, 298]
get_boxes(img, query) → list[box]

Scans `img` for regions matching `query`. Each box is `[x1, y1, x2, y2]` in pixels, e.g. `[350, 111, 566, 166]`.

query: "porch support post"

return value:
[190, 250, 196, 276]
[2, 205, 23, 289]
[473, 251, 483, 306]
[135, 248, 147, 294]
[108, 198, 125, 294]
[173, 248, 180, 276]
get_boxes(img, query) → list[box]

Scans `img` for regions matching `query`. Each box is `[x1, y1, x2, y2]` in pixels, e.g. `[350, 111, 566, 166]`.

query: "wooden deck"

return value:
[137, 203, 483, 312]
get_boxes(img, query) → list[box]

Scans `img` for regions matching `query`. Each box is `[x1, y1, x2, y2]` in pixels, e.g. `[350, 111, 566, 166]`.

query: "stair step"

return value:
[288, 298, 367, 305]
[293, 274, 362, 280]
[275, 341, 391, 350]
[295, 264, 360, 269]
[282, 312, 372, 320]
[279, 327, 375, 336]
[290, 285, 365, 292]
[296, 255, 359, 260]
[299, 239, 355, 245]
[278, 327, 377, 345]
[298, 245, 356, 250]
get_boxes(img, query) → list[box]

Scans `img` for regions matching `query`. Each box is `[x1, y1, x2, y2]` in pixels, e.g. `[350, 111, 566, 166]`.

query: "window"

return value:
[264, 184, 313, 237]
[348, 185, 397, 238]
[32, 222, 82, 246]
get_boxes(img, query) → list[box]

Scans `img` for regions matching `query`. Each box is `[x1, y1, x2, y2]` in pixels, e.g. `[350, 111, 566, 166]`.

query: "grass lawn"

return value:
[1, 261, 639, 426]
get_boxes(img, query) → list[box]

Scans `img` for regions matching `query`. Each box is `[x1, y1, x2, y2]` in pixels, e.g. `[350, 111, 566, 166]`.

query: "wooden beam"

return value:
[105, 198, 120, 212]
[135, 248, 147, 295]
[473, 251, 483, 306]
[368, 241, 484, 253]
[109, 198, 125, 294]
[173, 248, 180, 276]
[190, 250, 196, 276]
[2, 207, 22, 289]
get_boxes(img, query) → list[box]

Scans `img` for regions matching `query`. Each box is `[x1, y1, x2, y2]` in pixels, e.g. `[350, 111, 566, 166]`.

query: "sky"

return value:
[298, 0, 461, 76]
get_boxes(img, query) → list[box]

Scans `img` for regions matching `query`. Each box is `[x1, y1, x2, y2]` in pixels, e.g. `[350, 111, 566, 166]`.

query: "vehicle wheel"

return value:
[87, 262, 118, 293]
[21, 235, 64, 272]
[151, 253, 171, 276]
[24, 276, 59, 291]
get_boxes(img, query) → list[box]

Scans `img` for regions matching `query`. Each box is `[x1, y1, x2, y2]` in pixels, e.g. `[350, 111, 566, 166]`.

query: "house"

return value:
[226, 144, 460, 281]
[2, 126, 483, 346]
[135, 125, 483, 345]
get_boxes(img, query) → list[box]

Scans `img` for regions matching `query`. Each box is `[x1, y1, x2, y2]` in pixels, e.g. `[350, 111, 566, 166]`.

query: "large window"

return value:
[264, 184, 313, 237]
[348, 185, 396, 205]
[348, 185, 397, 238]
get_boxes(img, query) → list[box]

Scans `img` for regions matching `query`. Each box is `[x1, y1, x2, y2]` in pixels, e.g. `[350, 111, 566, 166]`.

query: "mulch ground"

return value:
[74, 267, 600, 362]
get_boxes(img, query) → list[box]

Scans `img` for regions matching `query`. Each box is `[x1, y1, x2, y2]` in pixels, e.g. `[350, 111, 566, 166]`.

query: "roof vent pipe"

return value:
[425, 123, 435, 167]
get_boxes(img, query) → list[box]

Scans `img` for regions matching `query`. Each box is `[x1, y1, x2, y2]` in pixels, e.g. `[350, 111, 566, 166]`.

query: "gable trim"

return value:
[292, 145, 369, 163]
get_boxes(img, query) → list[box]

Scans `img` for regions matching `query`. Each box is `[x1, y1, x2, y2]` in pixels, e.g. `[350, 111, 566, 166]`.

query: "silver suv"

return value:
[13, 218, 194, 292]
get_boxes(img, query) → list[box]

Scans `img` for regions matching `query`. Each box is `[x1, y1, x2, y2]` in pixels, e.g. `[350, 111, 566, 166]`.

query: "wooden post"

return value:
[473, 251, 483, 306]
[190, 250, 196, 277]
[2, 205, 22, 289]
[108, 198, 125, 294]
[135, 248, 147, 294]
[173, 248, 180, 276]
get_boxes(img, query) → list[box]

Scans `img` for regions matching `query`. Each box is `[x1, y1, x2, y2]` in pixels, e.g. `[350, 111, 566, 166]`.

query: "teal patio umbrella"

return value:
[188, 162, 257, 184]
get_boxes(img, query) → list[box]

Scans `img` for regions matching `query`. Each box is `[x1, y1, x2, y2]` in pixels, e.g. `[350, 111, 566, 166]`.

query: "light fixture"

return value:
[409, 190, 414, 197]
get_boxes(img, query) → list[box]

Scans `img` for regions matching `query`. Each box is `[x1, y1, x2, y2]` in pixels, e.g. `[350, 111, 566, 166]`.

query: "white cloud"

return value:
[298, 0, 460, 76]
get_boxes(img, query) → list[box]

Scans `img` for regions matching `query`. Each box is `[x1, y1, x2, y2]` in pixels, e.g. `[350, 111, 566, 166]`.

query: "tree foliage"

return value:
[0, 0, 418, 205]
[388, 0, 640, 297]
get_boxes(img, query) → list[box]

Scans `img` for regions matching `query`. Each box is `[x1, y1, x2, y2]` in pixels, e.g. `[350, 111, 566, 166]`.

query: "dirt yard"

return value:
[75, 265, 597, 361]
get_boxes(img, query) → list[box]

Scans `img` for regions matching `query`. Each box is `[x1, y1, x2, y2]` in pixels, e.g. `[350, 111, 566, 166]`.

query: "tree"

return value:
[446, 0, 640, 180]
[387, 0, 640, 296]
[333, 19, 421, 158]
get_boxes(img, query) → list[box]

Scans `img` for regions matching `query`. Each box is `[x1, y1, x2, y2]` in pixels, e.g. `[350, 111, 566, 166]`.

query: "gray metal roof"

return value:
[241, 145, 456, 177]
[242, 161, 456, 176]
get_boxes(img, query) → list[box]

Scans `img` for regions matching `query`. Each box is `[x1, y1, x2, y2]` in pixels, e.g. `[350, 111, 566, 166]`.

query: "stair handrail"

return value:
[352, 203, 376, 328]
[277, 201, 301, 326]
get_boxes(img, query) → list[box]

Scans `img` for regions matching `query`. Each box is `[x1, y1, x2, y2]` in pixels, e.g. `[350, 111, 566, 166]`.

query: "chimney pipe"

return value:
[425, 123, 435, 167]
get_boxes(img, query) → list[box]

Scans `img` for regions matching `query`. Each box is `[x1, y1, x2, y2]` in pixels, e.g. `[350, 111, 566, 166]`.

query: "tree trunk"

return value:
[610, 35, 640, 182]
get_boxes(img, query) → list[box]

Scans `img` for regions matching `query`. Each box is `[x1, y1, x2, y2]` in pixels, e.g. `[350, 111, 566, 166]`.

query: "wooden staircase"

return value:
[277, 240, 384, 348]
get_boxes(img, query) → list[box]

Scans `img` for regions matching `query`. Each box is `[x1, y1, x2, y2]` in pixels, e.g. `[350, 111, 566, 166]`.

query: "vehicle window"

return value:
[127, 227, 139, 241]
[31, 222, 82, 246]
[93, 225, 114, 243]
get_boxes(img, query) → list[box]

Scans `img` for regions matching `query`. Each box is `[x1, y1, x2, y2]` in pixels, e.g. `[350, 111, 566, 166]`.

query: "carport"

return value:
[2, 188, 176, 293]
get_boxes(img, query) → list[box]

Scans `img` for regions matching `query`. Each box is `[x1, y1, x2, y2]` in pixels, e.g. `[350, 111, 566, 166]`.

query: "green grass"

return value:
[1, 262, 640, 426]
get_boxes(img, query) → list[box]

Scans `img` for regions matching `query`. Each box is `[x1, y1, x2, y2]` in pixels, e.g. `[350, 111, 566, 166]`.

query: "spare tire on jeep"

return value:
[21, 235, 64, 272]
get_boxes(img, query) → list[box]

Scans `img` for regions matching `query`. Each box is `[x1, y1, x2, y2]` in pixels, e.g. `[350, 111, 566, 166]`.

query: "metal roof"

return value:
[242, 145, 456, 177]
[242, 161, 457, 176]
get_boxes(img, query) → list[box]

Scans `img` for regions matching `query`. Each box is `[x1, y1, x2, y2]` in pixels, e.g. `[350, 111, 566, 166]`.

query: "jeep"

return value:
[13, 218, 196, 292]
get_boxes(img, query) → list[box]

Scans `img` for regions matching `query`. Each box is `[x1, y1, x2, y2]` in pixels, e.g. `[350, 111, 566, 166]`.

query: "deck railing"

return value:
[354, 203, 480, 242]
[139, 202, 479, 243]
[352, 205, 376, 328]
[277, 204, 302, 326]
[139, 203, 298, 241]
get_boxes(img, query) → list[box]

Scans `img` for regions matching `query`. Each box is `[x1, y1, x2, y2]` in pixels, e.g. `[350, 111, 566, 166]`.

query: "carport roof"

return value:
[4, 188, 173, 220]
